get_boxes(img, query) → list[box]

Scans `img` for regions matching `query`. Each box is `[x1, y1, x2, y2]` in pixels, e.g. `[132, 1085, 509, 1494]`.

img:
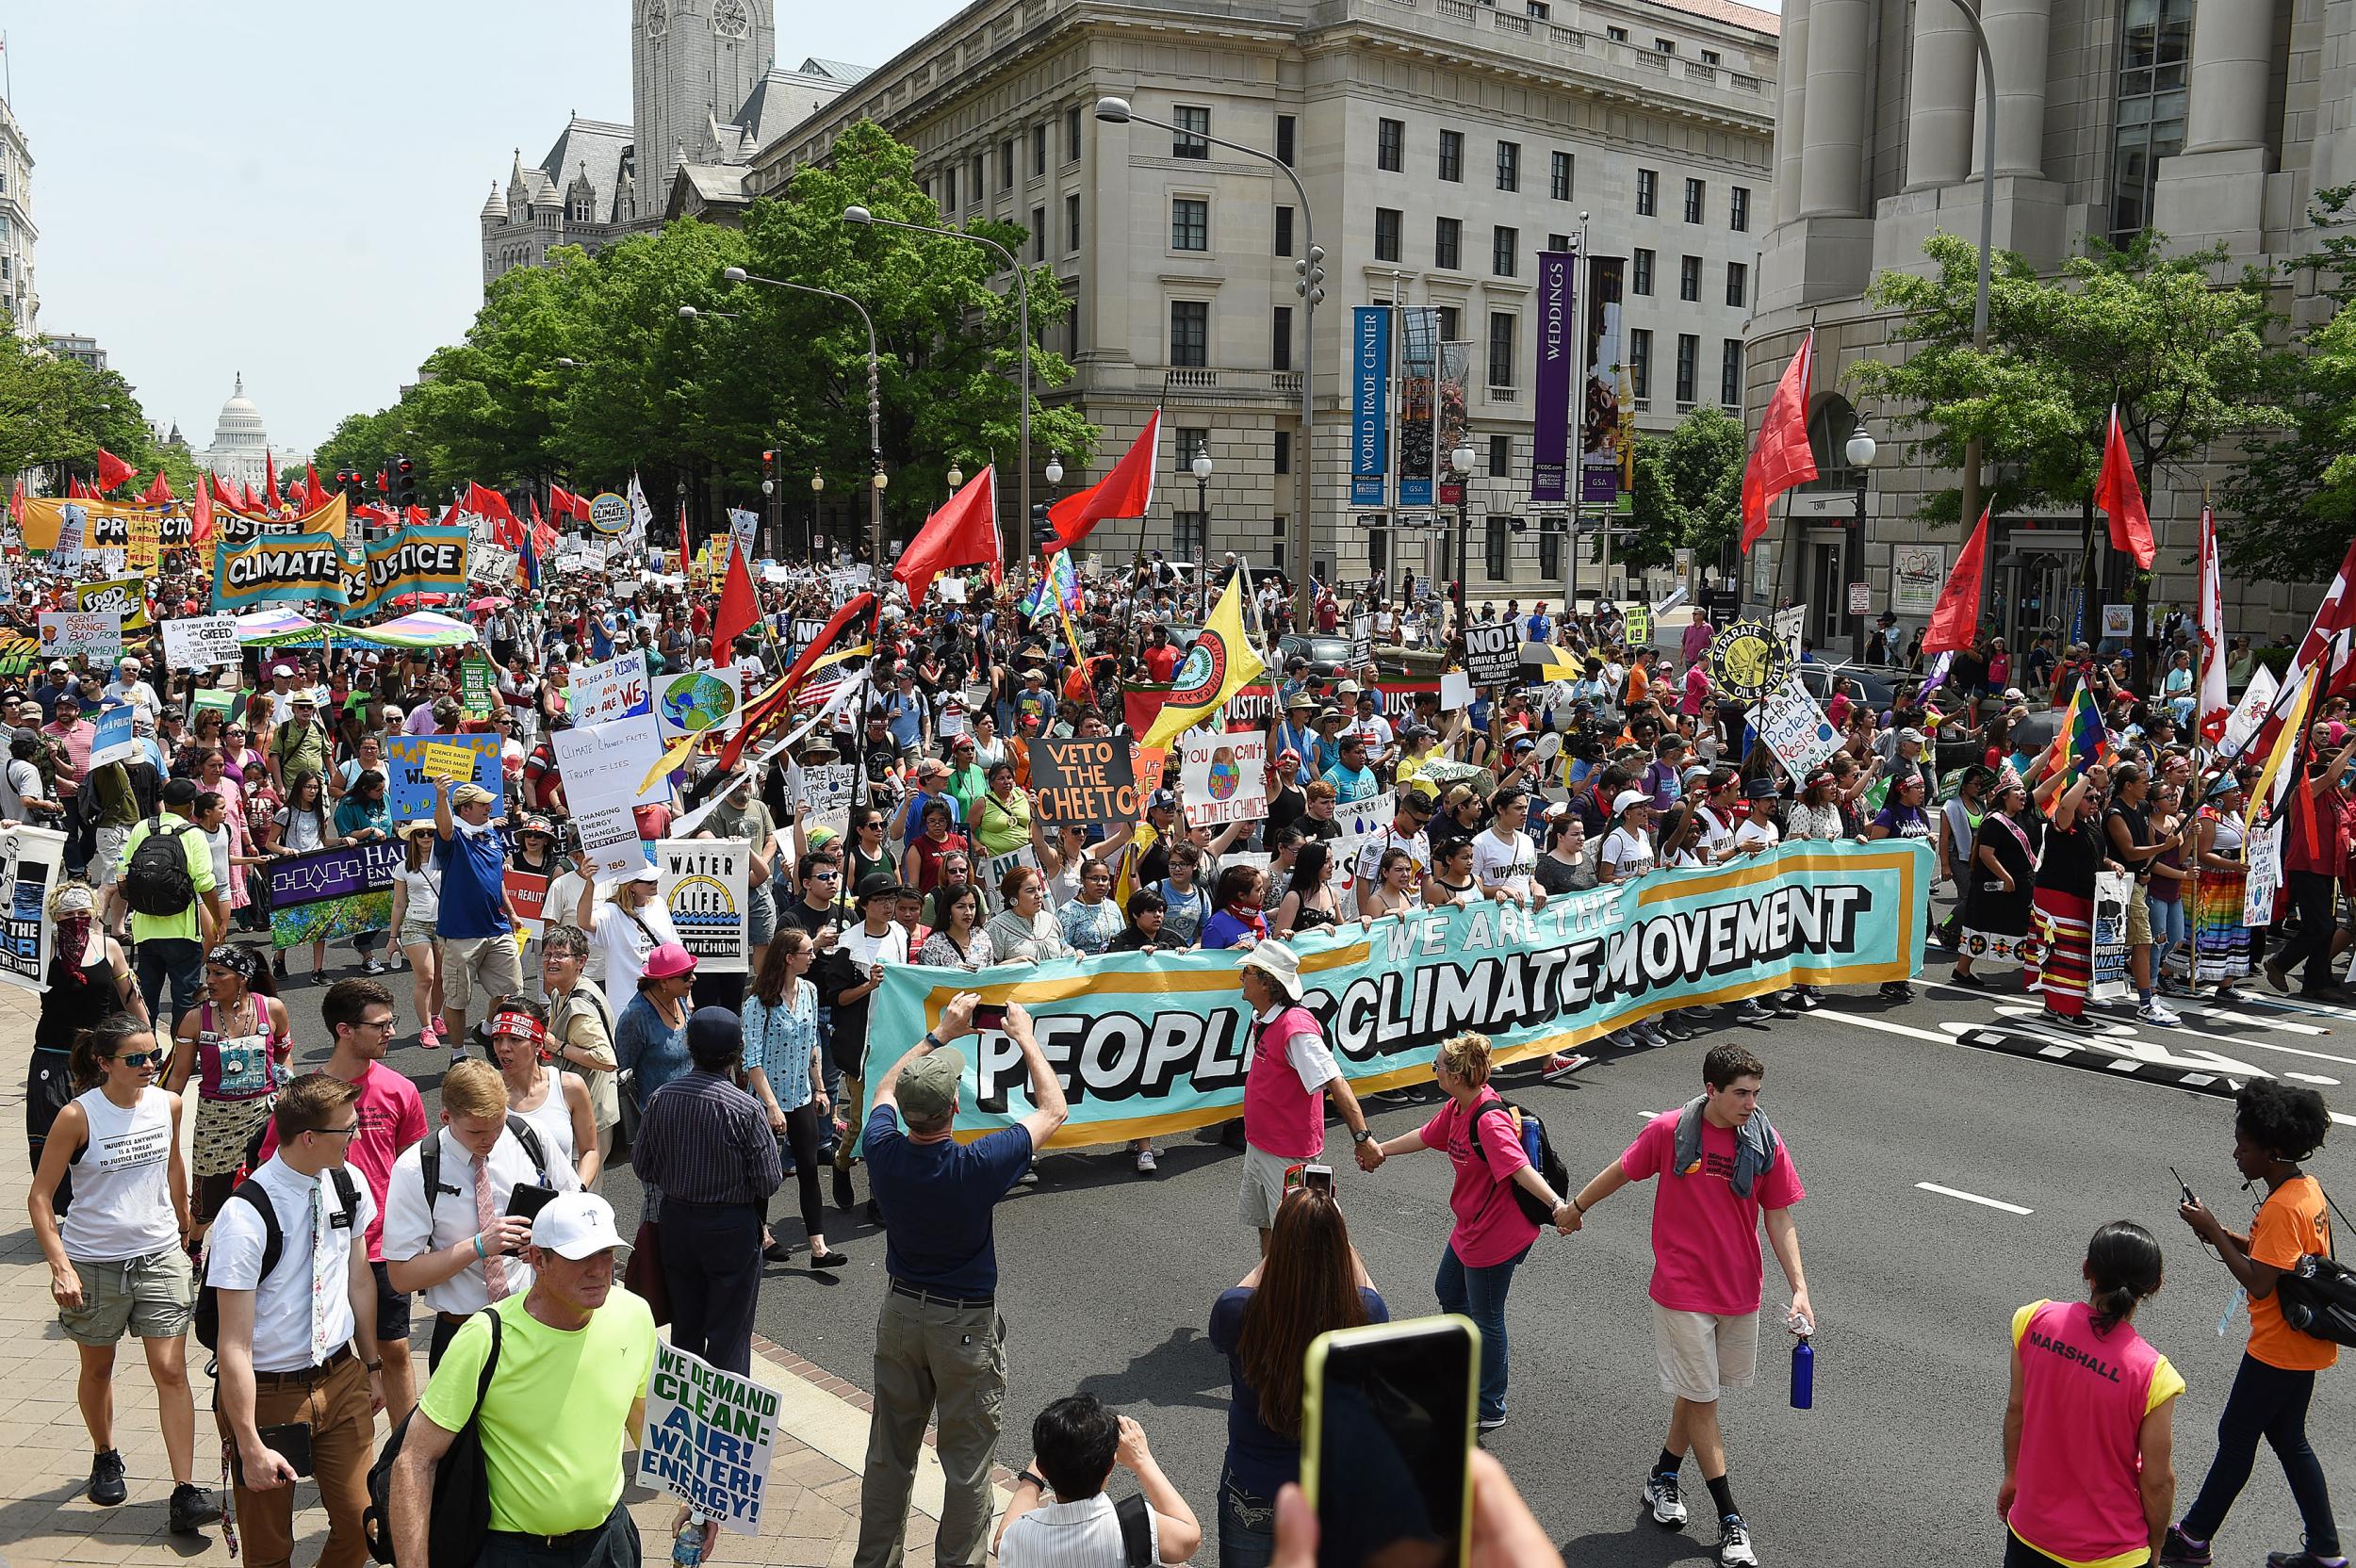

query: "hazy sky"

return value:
[18, 2, 966, 455]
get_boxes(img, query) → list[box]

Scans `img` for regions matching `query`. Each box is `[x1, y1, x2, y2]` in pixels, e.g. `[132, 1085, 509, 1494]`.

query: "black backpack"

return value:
[417, 1117, 553, 1206]
[1468, 1098, 1572, 1227]
[123, 814, 197, 918]
[2275, 1183, 2356, 1348]
[362, 1309, 503, 1567]
[194, 1167, 362, 1351]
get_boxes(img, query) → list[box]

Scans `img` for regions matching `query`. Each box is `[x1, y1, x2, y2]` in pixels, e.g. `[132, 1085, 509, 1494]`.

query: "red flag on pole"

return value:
[1044, 410, 1161, 554]
[190, 467, 214, 546]
[711, 536, 761, 652]
[264, 449, 279, 512]
[714, 592, 879, 773]
[302, 466, 329, 513]
[141, 469, 173, 506]
[1740, 330, 1816, 552]
[466, 482, 525, 549]
[94, 448, 137, 493]
[210, 473, 240, 513]
[2093, 406, 2155, 569]
[239, 480, 260, 513]
[892, 466, 1001, 606]
[529, 498, 557, 558]
[1921, 509, 1989, 655]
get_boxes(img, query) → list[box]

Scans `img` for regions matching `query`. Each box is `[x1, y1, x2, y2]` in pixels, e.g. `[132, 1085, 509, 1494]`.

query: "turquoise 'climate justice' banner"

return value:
[866, 840, 1930, 1150]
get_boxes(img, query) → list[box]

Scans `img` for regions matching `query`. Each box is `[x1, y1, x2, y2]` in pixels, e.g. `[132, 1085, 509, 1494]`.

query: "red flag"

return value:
[1740, 331, 1816, 552]
[466, 482, 525, 549]
[716, 592, 879, 772]
[2227, 531, 2356, 765]
[210, 473, 240, 513]
[549, 484, 593, 526]
[140, 469, 173, 506]
[303, 465, 329, 512]
[264, 449, 278, 510]
[1922, 509, 1989, 655]
[529, 498, 558, 558]
[239, 480, 259, 513]
[711, 538, 761, 651]
[190, 467, 214, 546]
[1045, 411, 1160, 554]
[94, 448, 137, 493]
[65, 476, 89, 499]
[893, 466, 1001, 605]
[2093, 406, 2155, 569]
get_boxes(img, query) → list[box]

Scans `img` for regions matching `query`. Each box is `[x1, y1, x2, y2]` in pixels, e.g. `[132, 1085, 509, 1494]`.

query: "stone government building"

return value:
[1750, 0, 2337, 655]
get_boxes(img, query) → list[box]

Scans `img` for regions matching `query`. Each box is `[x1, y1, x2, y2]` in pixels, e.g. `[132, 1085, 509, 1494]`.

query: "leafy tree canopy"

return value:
[1628, 404, 1747, 568]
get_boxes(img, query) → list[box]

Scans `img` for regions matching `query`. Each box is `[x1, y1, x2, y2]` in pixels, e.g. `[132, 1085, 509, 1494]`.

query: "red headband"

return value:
[489, 1010, 544, 1044]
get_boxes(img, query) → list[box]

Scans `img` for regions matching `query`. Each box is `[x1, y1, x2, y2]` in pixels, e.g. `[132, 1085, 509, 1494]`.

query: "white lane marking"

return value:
[1915, 1182, 2034, 1216]
[1919, 977, 2329, 1037]
[2242, 990, 2356, 1024]
[1933, 981, 2356, 1067]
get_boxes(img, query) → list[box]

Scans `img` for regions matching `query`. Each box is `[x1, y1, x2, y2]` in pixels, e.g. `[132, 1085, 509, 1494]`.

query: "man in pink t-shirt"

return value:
[256, 977, 427, 1424]
[1565, 1043, 1809, 1568]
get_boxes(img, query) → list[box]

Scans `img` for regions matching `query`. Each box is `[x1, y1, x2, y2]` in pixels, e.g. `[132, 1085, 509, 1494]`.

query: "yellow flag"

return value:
[1140, 574, 1267, 751]
[2245, 667, 2314, 829]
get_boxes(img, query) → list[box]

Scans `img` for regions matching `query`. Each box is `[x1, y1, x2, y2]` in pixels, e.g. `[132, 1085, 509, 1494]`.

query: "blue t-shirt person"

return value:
[434, 815, 512, 939]
[863, 1105, 1031, 1297]
[1209, 1284, 1390, 1499]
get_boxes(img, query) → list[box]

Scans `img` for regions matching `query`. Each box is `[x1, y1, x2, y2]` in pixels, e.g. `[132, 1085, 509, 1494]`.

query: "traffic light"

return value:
[761, 449, 777, 491]
[392, 455, 417, 510]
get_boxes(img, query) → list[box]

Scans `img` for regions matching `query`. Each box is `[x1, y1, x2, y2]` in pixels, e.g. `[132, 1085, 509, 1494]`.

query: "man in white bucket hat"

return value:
[1233, 939, 1379, 1255]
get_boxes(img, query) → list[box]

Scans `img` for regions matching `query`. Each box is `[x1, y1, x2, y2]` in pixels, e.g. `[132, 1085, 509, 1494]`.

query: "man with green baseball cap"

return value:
[854, 993, 1068, 1568]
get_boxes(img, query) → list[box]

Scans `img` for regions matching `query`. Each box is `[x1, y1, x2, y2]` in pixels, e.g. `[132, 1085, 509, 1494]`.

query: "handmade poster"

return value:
[656, 665, 742, 740]
[1892, 546, 1945, 615]
[89, 705, 139, 767]
[1132, 743, 1169, 796]
[1706, 620, 1788, 704]
[385, 733, 505, 824]
[796, 763, 858, 841]
[1773, 603, 1807, 664]
[1181, 732, 1268, 826]
[2245, 818, 2284, 930]
[657, 839, 749, 972]
[552, 709, 671, 823]
[266, 840, 402, 952]
[76, 576, 150, 630]
[980, 845, 1039, 912]
[1440, 671, 1475, 710]
[1327, 797, 1394, 893]
[867, 840, 1932, 1150]
[0, 825, 67, 992]
[2100, 604, 2134, 641]
[1030, 738, 1138, 828]
[1751, 677, 1841, 777]
[1623, 604, 1653, 648]
[1463, 623, 1519, 686]
[417, 742, 480, 782]
[460, 656, 497, 718]
[161, 613, 240, 671]
[2089, 871, 2133, 1003]
[568, 650, 655, 727]
[38, 611, 122, 664]
[638, 1340, 778, 1535]
[505, 868, 550, 944]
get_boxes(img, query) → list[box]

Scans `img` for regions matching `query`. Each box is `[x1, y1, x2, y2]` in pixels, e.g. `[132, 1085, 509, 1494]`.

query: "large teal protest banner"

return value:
[866, 840, 1930, 1151]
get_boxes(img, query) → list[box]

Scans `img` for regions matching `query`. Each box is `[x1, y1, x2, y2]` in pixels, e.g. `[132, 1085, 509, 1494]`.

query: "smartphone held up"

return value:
[1301, 1315, 1480, 1568]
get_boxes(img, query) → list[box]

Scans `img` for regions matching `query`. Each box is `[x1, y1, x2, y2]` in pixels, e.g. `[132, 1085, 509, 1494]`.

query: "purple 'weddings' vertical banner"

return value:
[1530, 250, 1576, 503]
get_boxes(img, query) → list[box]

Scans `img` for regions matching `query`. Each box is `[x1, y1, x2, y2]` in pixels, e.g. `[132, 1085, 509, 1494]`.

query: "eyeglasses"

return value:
[308, 1123, 360, 1138]
[113, 1051, 161, 1069]
[354, 1016, 397, 1034]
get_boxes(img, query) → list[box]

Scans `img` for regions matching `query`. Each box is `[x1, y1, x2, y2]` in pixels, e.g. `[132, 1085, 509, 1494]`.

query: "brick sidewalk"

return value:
[0, 985, 986, 1568]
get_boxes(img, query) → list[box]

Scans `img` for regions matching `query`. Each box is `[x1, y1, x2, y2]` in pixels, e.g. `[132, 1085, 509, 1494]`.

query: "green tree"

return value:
[0, 335, 199, 500]
[1628, 405, 1747, 569]
[1851, 231, 2279, 673]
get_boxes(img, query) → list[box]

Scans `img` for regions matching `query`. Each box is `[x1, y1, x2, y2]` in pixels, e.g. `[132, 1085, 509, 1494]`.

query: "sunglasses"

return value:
[113, 1051, 162, 1069]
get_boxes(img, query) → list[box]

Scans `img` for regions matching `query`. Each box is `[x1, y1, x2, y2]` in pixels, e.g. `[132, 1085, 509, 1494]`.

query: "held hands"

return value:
[1354, 1137, 1383, 1173]
[1552, 1199, 1582, 1235]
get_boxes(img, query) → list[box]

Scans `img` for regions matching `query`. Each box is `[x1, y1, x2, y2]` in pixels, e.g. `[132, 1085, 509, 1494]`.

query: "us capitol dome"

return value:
[197, 371, 309, 490]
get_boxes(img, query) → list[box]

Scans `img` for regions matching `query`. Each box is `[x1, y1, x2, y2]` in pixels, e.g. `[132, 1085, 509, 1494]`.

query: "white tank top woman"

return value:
[60, 1086, 181, 1262]
[512, 1062, 576, 1173]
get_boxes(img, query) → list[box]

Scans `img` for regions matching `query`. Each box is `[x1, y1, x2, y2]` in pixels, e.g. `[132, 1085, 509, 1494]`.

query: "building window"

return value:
[1438, 129, 1464, 182]
[1172, 197, 1209, 252]
[1675, 333, 1699, 403]
[1496, 140, 1520, 192]
[2110, 0, 2192, 238]
[1368, 524, 1388, 579]
[1170, 301, 1209, 367]
[1656, 36, 1677, 53]
[1487, 312, 1516, 388]
[971, 154, 986, 202]
[1702, 47, 1722, 64]
[942, 166, 957, 212]
[1726, 261, 1747, 307]
[1487, 433, 1512, 477]
[1032, 206, 1048, 261]
[1276, 114, 1297, 167]
[1636, 168, 1657, 216]
[1632, 248, 1655, 296]
[1492, 225, 1518, 276]
[1276, 204, 1295, 255]
[1548, 232, 1571, 253]
[1678, 254, 1701, 302]
[1437, 305, 1461, 340]
[1069, 293, 1082, 358]
[1173, 106, 1211, 158]
[1434, 217, 1462, 270]
[1485, 516, 1509, 580]
[1540, 523, 1562, 579]
[1607, 24, 1628, 40]
[1529, 0, 1551, 19]
[1630, 328, 1653, 399]
[1067, 192, 1082, 252]
[1276, 430, 1293, 473]
[1730, 186, 1751, 232]
[1721, 339, 1744, 407]
[1032, 122, 1048, 177]
[1550, 151, 1573, 201]
[1175, 510, 1208, 564]
[1378, 118, 1404, 172]
[1375, 207, 1402, 262]
[1273, 305, 1294, 371]
[572, 197, 592, 221]
[1683, 178, 1705, 222]
[1067, 106, 1082, 161]
[1001, 139, 1014, 189]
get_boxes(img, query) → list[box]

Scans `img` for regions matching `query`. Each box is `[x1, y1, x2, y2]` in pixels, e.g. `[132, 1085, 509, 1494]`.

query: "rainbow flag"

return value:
[2033, 684, 2109, 808]
[1022, 549, 1081, 622]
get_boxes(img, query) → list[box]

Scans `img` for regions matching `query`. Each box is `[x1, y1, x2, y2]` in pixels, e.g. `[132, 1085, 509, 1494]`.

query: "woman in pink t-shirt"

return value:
[1365, 1032, 1577, 1430]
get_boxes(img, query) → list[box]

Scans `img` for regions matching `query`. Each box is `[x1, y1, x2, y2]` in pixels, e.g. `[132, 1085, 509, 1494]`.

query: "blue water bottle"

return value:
[1790, 1334, 1814, 1410]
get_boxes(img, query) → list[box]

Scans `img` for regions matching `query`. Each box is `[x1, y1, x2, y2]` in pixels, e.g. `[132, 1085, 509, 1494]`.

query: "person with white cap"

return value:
[103, 657, 160, 728]
[1235, 939, 1380, 1256]
[388, 1189, 663, 1568]
[1597, 792, 1672, 1051]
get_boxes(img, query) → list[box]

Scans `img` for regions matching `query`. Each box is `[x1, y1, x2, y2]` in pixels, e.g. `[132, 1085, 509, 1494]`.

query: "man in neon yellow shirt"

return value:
[389, 1192, 663, 1568]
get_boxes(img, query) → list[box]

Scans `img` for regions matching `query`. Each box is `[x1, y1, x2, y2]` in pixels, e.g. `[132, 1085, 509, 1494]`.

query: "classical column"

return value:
[2184, 0, 2276, 154]
[1799, 0, 1868, 216]
[1776, 0, 1811, 224]
[1906, 2, 1977, 188]
[1972, 0, 2052, 177]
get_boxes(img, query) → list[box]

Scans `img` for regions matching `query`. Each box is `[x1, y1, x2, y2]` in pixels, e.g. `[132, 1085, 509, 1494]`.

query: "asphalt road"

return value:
[311, 957, 2356, 1568]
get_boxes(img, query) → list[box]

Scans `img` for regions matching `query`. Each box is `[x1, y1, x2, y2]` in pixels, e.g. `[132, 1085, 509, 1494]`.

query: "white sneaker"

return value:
[2138, 1000, 2184, 1027]
[1716, 1513, 1759, 1566]
[1644, 1473, 1688, 1529]
[1134, 1148, 1158, 1176]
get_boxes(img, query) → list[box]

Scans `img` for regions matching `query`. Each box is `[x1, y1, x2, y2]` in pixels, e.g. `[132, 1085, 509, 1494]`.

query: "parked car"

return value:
[1277, 634, 1358, 678]
[1795, 662, 1902, 713]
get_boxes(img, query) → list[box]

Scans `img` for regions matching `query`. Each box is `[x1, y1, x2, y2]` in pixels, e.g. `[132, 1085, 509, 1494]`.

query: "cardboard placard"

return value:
[417, 742, 480, 783]
[638, 1340, 778, 1535]
[505, 868, 550, 943]
[161, 613, 240, 671]
[1773, 603, 1807, 664]
[89, 705, 139, 767]
[1350, 612, 1374, 671]
[0, 825, 67, 993]
[2089, 870, 2134, 1002]
[1440, 671, 1475, 710]
[1463, 623, 1519, 686]
[568, 650, 654, 728]
[657, 839, 749, 973]
[385, 733, 505, 824]
[1751, 676, 1841, 777]
[460, 656, 497, 719]
[1181, 731, 1268, 826]
[1030, 737, 1139, 828]
[75, 577, 149, 629]
[550, 711, 671, 822]
[38, 610, 122, 664]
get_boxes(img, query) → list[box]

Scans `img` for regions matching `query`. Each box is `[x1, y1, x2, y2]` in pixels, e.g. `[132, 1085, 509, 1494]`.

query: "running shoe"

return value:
[1477, 1413, 1507, 1432]
[1643, 1472, 1687, 1529]
[88, 1448, 126, 1507]
[1799, 987, 1824, 1009]
[1768, 992, 1802, 1018]
[1947, 969, 1988, 989]
[1136, 1147, 1159, 1176]
[169, 1481, 221, 1533]
[2158, 1526, 2212, 1565]
[1716, 1514, 1759, 1567]
[2137, 1000, 2185, 1027]
[832, 1165, 856, 1211]
[1541, 1054, 1591, 1080]
[2263, 1548, 2347, 1567]
[1732, 1000, 1776, 1025]
[2044, 1012, 2098, 1033]
[1878, 981, 1915, 1002]
[363, 958, 387, 976]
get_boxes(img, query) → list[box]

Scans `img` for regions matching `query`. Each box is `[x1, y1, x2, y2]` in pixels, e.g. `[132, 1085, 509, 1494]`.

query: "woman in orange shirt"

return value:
[2167, 1081, 2340, 1568]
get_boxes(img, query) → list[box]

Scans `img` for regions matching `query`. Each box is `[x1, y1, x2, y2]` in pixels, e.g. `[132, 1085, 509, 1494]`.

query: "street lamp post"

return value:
[1449, 434, 1476, 629]
[1097, 95, 1324, 631]
[1190, 440, 1213, 621]
[841, 206, 1032, 566]
[1846, 419, 1876, 662]
[720, 267, 886, 582]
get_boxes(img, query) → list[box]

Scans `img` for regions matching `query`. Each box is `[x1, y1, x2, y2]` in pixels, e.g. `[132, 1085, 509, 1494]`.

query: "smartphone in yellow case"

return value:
[1300, 1315, 1480, 1568]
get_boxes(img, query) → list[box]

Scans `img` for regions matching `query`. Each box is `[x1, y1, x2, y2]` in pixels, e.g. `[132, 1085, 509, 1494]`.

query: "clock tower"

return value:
[631, 0, 774, 199]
